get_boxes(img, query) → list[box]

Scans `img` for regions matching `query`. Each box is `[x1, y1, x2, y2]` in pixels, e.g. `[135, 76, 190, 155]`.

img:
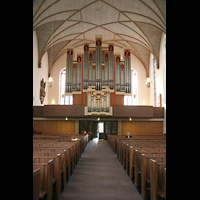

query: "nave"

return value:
[59, 139, 143, 200]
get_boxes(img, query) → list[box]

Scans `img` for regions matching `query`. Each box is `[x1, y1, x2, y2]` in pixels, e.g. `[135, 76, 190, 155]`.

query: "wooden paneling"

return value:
[73, 94, 82, 105]
[33, 120, 75, 134]
[122, 121, 163, 135]
[56, 121, 62, 133]
[153, 107, 164, 118]
[83, 92, 87, 106]
[113, 105, 154, 118]
[43, 105, 84, 117]
[110, 92, 114, 107]
[33, 105, 164, 118]
[115, 94, 124, 105]
[33, 106, 44, 117]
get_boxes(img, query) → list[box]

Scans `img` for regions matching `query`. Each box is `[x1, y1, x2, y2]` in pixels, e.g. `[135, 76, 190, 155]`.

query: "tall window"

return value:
[59, 69, 73, 105]
[124, 70, 138, 105]
[153, 57, 157, 107]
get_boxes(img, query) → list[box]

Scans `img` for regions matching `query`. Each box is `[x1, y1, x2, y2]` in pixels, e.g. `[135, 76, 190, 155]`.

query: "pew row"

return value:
[33, 168, 40, 200]
[33, 154, 61, 199]
[150, 160, 166, 200]
[33, 159, 54, 200]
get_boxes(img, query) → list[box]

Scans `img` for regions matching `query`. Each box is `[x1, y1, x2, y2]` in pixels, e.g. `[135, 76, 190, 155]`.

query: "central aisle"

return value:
[59, 139, 143, 200]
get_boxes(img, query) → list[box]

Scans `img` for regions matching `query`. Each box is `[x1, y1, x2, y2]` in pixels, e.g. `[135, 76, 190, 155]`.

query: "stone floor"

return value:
[59, 138, 143, 200]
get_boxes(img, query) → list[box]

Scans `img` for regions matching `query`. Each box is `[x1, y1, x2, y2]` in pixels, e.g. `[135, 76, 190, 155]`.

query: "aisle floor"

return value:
[59, 138, 143, 200]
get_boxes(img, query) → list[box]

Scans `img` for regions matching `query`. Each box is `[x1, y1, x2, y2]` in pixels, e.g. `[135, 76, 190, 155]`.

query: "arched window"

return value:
[124, 70, 138, 105]
[59, 69, 73, 105]
[153, 57, 157, 107]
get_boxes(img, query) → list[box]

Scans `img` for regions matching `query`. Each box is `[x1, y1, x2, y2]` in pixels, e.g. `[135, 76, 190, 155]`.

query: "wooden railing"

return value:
[33, 105, 164, 118]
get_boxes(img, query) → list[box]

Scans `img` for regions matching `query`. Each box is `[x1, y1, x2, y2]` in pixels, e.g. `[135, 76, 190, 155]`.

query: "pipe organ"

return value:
[65, 35, 131, 115]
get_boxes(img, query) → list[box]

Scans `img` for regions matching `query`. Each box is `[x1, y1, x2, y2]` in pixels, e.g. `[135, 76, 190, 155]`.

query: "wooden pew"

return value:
[118, 139, 166, 165]
[108, 135, 166, 153]
[150, 159, 166, 200]
[33, 154, 61, 199]
[140, 153, 166, 200]
[129, 147, 166, 181]
[118, 140, 165, 174]
[33, 142, 76, 173]
[33, 168, 40, 200]
[119, 140, 165, 175]
[33, 148, 71, 182]
[33, 151, 68, 186]
[33, 139, 81, 178]
[33, 159, 54, 200]
[134, 151, 166, 190]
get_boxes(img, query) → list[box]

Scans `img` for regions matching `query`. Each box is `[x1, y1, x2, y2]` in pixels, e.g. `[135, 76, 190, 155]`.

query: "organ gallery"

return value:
[65, 35, 131, 115]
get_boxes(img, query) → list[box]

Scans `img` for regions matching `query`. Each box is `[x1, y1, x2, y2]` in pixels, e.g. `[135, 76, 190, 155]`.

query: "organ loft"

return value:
[65, 35, 132, 116]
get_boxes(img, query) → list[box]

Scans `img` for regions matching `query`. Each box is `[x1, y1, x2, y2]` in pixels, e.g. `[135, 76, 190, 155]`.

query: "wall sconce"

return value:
[97, 118, 100, 121]
[52, 100, 55, 104]
[65, 117, 68, 120]
[47, 76, 54, 87]
[142, 100, 145, 105]
[129, 118, 132, 121]
[146, 77, 150, 87]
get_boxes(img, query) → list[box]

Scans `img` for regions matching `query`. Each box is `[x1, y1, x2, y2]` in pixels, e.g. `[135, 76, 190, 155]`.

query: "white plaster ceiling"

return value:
[33, 0, 166, 76]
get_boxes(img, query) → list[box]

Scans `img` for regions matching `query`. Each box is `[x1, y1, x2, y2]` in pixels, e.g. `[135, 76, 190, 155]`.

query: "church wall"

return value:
[131, 54, 149, 105]
[34, 120, 75, 134]
[148, 32, 166, 134]
[149, 53, 154, 106]
[48, 53, 66, 104]
[122, 121, 163, 135]
[158, 32, 166, 134]
[33, 30, 49, 105]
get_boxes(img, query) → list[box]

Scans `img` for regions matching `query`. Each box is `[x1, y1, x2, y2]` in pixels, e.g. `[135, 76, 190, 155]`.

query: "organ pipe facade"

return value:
[65, 36, 131, 115]
[66, 48, 82, 94]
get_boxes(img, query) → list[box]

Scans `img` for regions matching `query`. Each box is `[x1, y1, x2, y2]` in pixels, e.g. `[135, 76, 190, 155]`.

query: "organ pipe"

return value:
[66, 47, 73, 94]
[124, 48, 131, 94]
[115, 54, 121, 92]
[83, 43, 89, 90]
[108, 43, 114, 90]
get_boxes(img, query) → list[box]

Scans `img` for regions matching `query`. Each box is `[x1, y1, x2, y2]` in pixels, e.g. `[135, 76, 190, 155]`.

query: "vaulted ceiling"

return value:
[33, 0, 166, 76]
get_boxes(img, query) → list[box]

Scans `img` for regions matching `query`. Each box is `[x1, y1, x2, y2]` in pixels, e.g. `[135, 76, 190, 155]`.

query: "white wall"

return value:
[33, 30, 49, 106]
[48, 53, 66, 104]
[149, 53, 154, 106]
[149, 33, 166, 108]
[131, 54, 149, 105]
[158, 32, 166, 134]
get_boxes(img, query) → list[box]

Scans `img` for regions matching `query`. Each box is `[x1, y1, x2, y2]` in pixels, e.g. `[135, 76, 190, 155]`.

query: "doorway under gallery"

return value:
[79, 120, 118, 140]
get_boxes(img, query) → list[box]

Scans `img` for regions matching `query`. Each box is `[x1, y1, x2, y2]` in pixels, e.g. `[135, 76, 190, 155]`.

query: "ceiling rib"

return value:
[33, 0, 166, 76]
